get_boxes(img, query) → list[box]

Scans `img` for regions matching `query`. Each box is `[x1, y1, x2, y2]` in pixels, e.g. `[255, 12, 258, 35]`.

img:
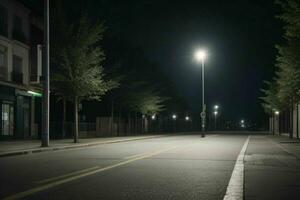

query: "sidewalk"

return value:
[0, 135, 166, 157]
[245, 134, 300, 200]
[267, 134, 300, 159]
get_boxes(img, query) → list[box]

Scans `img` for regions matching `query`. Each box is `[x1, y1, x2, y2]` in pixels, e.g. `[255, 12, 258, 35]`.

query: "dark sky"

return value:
[27, 0, 283, 124]
[85, 0, 283, 123]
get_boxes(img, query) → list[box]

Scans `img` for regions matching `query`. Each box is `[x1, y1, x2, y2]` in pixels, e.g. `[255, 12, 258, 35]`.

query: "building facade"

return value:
[0, 0, 42, 139]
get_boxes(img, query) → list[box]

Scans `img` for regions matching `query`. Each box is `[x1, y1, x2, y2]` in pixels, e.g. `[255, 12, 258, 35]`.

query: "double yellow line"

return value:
[2, 145, 179, 200]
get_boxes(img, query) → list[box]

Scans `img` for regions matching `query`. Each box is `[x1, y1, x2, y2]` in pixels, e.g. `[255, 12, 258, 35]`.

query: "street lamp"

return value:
[185, 116, 190, 121]
[213, 111, 218, 130]
[274, 110, 280, 115]
[41, 0, 50, 147]
[172, 114, 177, 120]
[195, 49, 207, 137]
[214, 105, 219, 110]
[151, 114, 156, 120]
[240, 119, 245, 128]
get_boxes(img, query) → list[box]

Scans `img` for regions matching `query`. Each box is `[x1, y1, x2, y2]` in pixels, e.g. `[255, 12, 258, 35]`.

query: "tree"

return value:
[51, 15, 118, 143]
[260, 81, 282, 114]
[260, 0, 300, 136]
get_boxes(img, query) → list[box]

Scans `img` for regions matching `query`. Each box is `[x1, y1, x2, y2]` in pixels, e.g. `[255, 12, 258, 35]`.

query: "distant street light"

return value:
[214, 105, 219, 110]
[240, 119, 245, 128]
[274, 110, 280, 115]
[194, 49, 207, 137]
[172, 114, 177, 120]
[213, 111, 218, 130]
[185, 116, 190, 121]
[151, 114, 156, 120]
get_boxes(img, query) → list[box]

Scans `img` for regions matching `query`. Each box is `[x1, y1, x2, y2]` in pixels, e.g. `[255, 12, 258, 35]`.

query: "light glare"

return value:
[195, 50, 206, 62]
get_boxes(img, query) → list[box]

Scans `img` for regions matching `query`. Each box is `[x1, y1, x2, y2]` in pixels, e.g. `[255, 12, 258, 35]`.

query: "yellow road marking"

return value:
[123, 151, 156, 160]
[35, 166, 100, 184]
[2, 145, 179, 200]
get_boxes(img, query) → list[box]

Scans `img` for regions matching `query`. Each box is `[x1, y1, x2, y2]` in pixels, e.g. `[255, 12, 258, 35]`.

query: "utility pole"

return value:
[41, 0, 50, 147]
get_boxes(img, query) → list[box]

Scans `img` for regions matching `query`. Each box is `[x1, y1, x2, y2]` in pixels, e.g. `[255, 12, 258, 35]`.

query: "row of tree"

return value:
[260, 0, 300, 126]
[49, 2, 186, 142]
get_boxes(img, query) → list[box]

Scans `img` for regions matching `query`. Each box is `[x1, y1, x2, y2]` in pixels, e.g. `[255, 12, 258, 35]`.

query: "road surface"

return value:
[0, 133, 299, 200]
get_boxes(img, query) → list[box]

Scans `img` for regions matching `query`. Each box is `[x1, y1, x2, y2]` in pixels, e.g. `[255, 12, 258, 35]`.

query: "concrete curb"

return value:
[0, 135, 167, 158]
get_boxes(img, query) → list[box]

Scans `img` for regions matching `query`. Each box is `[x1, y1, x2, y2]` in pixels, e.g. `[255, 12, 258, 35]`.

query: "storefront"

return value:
[0, 84, 41, 139]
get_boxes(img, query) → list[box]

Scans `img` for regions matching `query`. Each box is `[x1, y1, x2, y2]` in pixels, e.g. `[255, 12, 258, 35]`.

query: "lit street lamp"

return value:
[172, 114, 177, 132]
[214, 105, 219, 110]
[172, 114, 177, 120]
[213, 104, 219, 130]
[195, 49, 207, 137]
[213, 111, 218, 130]
[240, 119, 245, 128]
[151, 114, 156, 120]
[185, 116, 190, 121]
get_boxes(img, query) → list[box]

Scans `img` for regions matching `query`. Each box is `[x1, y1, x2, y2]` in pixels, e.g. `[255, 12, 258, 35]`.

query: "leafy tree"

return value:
[260, 0, 300, 136]
[260, 81, 282, 114]
[51, 15, 118, 143]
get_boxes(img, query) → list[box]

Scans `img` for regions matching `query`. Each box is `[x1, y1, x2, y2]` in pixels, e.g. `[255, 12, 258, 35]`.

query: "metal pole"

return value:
[42, 0, 50, 147]
[201, 58, 205, 137]
[214, 114, 217, 130]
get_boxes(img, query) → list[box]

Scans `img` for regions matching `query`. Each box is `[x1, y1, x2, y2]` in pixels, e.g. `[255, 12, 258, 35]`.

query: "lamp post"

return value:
[172, 114, 177, 132]
[213, 111, 218, 130]
[195, 50, 207, 137]
[42, 0, 50, 147]
[213, 105, 219, 130]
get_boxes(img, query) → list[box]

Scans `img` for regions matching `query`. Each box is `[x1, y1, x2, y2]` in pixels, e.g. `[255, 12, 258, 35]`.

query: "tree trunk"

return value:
[62, 98, 66, 138]
[111, 99, 114, 136]
[297, 103, 299, 138]
[74, 96, 79, 143]
[135, 112, 138, 135]
[290, 104, 293, 139]
[117, 108, 121, 136]
[128, 112, 131, 136]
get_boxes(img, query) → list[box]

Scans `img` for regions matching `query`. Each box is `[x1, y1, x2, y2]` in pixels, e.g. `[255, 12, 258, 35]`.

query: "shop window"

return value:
[1, 102, 14, 136]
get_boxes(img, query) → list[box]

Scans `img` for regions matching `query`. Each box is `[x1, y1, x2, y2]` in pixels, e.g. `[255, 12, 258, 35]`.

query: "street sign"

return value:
[201, 112, 206, 118]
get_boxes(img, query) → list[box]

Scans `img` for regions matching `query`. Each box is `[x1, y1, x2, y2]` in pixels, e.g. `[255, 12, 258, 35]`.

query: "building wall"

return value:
[0, 0, 42, 139]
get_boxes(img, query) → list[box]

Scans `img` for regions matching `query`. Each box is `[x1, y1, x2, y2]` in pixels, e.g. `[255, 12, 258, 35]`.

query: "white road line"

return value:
[2, 145, 179, 200]
[223, 136, 250, 200]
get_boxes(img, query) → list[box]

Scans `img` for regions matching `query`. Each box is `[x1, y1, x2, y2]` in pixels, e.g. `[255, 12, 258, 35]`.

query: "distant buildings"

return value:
[0, 0, 43, 139]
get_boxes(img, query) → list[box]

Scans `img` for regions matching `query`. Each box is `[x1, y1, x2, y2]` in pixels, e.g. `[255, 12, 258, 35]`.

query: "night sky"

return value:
[27, 0, 283, 125]
[86, 0, 283, 123]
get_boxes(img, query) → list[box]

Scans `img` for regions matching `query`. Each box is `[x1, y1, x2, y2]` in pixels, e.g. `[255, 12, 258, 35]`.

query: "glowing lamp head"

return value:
[275, 111, 280, 115]
[195, 50, 206, 62]
[214, 111, 218, 116]
[185, 116, 190, 121]
[151, 114, 156, 120]
[214, 105, 219, 110]
[172, 114, 177, 120]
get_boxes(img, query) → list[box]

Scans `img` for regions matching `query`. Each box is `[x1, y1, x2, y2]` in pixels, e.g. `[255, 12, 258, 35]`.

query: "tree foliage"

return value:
[51, 12, 118, 142]
[260, 0, 300, 114]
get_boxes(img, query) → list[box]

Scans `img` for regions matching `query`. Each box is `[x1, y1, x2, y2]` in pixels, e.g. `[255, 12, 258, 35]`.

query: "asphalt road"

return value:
[0, 133, 299, 200]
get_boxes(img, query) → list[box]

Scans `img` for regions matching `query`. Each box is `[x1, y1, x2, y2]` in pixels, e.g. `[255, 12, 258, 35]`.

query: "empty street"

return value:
[1, 133, 300, 200]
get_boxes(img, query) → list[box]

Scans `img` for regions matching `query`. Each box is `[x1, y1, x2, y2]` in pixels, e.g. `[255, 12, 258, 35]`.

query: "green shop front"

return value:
[0, 84, 41, 139]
